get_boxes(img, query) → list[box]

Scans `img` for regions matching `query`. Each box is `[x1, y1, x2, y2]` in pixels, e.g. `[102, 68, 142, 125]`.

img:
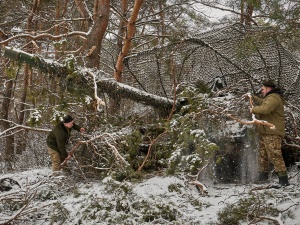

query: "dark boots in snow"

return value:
[278, 171, 289, 186]
[254, 172, 268, 184]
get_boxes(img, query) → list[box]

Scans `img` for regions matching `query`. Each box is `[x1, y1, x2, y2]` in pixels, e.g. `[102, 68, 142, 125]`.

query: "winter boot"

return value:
[277, 171, 289, 186]
[254, 172, 268, 184]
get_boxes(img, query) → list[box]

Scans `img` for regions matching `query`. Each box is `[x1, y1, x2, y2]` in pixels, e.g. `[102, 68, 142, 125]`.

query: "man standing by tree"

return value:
[46, 115, 85, 176]
[248, 80, 289, 186]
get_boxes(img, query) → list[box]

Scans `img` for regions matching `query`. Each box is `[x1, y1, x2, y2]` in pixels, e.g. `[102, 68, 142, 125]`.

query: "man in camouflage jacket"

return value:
[250, 80, 288, 186]
[47, 115, 85, 176]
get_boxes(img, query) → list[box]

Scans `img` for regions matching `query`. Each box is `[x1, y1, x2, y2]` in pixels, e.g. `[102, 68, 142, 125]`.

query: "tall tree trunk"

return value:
[116, 0, 128, 57]
[16, 0, 40, 154]
[15, 65, 30, 155]
[110, 0, 144, 113]
[0, 6, 16, 168]
[0, 19, 13, 170]
[75, 0, 92, 31]
[108, 0, 129, 114]
[158, 0, 166, 44]
[114, 0, 144, 82]
[240, 0, 245, 24]
[86, 0, 110, 68]
[245, 3, 254, 26]
[1, 76, 15, 170]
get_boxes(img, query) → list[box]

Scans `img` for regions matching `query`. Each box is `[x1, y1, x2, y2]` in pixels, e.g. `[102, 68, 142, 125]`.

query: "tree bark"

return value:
[114, 0, 144, 82]
[108, 0, 129, 114]
[116, 0, 128, 59]
[1, 78, 15, 170]
[74, 0, 92, 30]
[110, 0, 143, 113]
[3, 47, 175, 111]
[16, 0, 41, 155]
[86, 0, 110, 68]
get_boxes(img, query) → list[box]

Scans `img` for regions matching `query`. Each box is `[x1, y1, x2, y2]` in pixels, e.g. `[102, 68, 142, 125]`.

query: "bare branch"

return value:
[0, 31, 87, 46]
[138, 130, 168, 173]
[0, 119, 51, 138]
[61, 132, 130, 168]
[104, 136, 129, 166]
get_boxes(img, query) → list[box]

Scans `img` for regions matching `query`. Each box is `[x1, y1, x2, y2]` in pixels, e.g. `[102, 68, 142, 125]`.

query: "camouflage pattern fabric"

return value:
[48, 147, 62, 171]
[258, 134, 287, 173]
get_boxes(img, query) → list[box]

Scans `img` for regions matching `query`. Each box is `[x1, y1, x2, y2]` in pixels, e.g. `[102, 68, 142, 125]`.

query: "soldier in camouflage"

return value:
[249, 80, 289, 186]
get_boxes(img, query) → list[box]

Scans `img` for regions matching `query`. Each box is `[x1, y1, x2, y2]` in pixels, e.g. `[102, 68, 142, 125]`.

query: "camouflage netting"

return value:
[123, 23, 300, 104]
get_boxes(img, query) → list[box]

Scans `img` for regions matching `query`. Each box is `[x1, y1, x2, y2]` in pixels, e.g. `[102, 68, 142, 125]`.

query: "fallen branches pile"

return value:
[0, 178, 63, 225]
[62, 128, 133, 174]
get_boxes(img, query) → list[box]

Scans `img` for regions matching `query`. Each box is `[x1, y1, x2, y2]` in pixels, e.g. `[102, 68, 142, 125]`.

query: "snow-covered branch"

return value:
[226, 113, 276, 130]
[61, 132, 130, 168]
[3, 47, 176, 110]
[0, 31, 87, 45]
[0, 119, 51, 138]
[87, 71, 105, 111]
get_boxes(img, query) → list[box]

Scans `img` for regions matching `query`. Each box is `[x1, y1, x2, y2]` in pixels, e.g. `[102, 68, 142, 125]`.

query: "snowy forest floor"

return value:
[0, 167, 300, 225]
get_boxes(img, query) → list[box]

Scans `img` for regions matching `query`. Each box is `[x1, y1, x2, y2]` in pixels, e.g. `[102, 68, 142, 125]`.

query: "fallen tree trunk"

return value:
[3, 47, 176, 110]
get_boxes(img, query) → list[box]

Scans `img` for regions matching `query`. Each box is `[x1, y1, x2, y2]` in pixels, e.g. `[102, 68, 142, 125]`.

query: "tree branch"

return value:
[0, 31, 87, 45]
[3, 47, 176, 110]
[0, 119, 51, 138]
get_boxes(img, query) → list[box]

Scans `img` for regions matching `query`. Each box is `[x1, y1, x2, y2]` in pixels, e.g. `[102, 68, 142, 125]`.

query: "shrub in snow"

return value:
[167, 85, 219, 176]
[50, 202, 69, 224]
[27, 110, 42, 126]
[217, 191, 294, 225]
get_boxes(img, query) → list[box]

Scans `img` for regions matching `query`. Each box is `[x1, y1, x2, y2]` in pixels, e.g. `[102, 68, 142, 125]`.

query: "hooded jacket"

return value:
[46, 122, 82, 159]
[252, 88, 285, 137]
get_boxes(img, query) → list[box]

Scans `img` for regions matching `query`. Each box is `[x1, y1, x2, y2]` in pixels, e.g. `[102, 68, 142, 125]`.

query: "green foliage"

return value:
[0, 198, 24, 212]
[194, 80, 212, 94]
[53, 39, 67, 49]
[167, 85, 219, 175]
[64, 57, 76, 75]
[6, 66, 18, 79]
[156, 204, 178, 221]
[37, 190, 57, 201]
[112, 167, 142, 182]
[140, 202, 181, 224]
[71, 187, 82, 198]
[27, 110, 42, 126]
[167, 122, 219, 175]
[177, 83, 210, 116]
[50, 202, 69, 225]
[247, 0, 261, 8]
[168, 116, 219, 175]
[168, 183, 183, 193]
[119, 124, 173, 176]
[50, 110, 66, 124]
[125, 130, 143, 155]
[142, 202, 181, 222]
[217, 192, 290, 225]
[103, 177, 133, 195]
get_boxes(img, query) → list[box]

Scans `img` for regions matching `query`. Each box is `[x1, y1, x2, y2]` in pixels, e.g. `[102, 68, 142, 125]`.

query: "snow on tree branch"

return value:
[3, 47, 175, 110]
[0, 119, 51, 138]
[0, 31, 87, 46]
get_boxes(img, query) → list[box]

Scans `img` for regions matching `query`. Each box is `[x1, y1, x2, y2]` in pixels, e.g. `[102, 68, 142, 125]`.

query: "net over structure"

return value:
[123, 23, 300, 105]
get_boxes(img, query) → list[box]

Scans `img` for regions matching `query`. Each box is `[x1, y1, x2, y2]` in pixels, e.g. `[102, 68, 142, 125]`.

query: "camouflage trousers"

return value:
[258, 134, 287, 173]
[48, 147, 62, 172]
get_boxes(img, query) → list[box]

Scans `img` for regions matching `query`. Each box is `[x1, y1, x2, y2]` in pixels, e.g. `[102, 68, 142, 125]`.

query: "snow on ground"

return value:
[0, 168, 300, 225]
